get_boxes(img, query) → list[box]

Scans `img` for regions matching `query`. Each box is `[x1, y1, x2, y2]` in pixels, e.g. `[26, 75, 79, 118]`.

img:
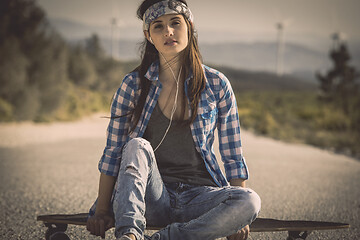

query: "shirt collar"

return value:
[144, 61, 160, 81]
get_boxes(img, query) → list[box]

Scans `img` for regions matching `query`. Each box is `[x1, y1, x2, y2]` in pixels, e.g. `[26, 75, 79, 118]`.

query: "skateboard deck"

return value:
[37, 213, 350, 240]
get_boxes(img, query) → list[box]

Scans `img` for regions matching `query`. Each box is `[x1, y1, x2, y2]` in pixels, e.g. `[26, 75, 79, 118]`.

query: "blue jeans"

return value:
[113, 138, 261, 240]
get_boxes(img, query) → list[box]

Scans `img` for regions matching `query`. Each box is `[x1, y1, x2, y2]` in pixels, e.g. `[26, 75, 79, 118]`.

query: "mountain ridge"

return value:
[49, 18, 360, 83]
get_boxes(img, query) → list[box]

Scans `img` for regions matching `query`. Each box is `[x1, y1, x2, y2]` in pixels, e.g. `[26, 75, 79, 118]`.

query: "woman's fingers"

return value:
[86, 216, 105, 238]
[99, 218, 105, 239]
[87, 217, 96, 235]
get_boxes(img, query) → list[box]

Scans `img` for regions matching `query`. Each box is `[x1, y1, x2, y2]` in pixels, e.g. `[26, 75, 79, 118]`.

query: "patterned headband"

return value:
[142, 0, 194, 31]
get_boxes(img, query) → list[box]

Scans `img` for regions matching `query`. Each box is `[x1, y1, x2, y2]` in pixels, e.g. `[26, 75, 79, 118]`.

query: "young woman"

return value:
[86, 1, 261, 239]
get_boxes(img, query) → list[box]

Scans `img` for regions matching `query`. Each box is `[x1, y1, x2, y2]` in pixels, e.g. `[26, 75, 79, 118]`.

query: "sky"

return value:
[37, 0, 360, 47]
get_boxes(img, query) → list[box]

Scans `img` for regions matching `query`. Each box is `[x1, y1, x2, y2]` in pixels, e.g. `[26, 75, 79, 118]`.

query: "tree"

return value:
[316, 40, 360, 152]
[68, 45, 97, 88]
[316, 42, 359, 115]
[0, 0, 68, 120]
[85, 34, 106, 62]
[0, 37, 29, 101]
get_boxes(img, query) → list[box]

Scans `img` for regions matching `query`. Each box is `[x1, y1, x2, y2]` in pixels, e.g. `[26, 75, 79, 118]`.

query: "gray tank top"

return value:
[143, 103, 217, 186]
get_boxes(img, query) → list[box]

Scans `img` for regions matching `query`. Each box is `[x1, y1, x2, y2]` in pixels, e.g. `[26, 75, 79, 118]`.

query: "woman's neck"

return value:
[159, 53, 183, 83]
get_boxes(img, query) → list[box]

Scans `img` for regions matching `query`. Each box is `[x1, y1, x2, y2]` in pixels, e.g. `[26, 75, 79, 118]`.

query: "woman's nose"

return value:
[164, 25, 174, 37]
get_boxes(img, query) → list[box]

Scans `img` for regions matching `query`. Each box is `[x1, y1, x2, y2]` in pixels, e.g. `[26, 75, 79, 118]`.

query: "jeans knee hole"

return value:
[125, 165, 139, 176]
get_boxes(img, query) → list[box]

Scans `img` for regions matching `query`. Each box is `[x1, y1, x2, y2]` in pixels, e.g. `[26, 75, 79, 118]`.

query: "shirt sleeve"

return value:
[98, 73, 138, 177]
[217, 73, 249, 181]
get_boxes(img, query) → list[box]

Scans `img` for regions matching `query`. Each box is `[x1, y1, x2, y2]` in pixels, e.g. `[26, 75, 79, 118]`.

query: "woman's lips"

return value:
[164, 39, 177, 45]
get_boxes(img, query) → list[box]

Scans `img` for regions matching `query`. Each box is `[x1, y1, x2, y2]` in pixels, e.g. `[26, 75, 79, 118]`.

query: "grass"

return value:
[235, 90, 360, 159]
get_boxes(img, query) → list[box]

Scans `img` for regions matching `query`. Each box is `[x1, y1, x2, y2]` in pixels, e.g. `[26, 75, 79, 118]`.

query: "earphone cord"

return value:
[153, 52, 182, 152]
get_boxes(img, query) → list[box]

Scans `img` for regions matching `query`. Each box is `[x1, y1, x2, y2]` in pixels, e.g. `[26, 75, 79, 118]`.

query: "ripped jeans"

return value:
[113, 138, 261, 240]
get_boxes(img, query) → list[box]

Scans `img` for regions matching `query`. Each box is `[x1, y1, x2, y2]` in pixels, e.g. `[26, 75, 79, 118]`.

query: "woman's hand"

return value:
[86, 212, 114, 239]
[227, 225, 250, 240]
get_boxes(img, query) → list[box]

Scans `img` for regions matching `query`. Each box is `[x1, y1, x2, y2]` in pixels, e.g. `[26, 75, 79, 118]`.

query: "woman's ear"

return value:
[144, 31, 153, 44]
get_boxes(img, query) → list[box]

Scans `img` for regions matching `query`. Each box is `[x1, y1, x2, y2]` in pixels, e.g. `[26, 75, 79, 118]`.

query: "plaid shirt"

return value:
[98, 61, 248, 187]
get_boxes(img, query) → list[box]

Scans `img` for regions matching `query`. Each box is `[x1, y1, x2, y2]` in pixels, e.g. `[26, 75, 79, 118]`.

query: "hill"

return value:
[209, 65, 317, 92]
[48, 17, 360, 83]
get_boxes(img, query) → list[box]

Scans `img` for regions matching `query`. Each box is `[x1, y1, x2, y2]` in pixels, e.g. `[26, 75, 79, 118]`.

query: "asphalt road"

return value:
[0, 115, 358, 239]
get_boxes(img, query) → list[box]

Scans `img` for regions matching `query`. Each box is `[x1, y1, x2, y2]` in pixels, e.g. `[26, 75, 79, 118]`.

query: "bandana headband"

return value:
[142, 0, 194, 31]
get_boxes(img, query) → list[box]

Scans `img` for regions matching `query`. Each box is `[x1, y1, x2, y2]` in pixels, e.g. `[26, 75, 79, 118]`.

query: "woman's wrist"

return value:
[94, 173, 116, 216]
[95, 196, 112, 216]
[95, 207, 111, 215]
[230, 178, 246, 187]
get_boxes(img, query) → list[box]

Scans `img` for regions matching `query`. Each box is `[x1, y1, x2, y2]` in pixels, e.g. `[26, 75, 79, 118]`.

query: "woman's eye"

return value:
[172, 21, 180, 26]
[154, 24, 163, 29]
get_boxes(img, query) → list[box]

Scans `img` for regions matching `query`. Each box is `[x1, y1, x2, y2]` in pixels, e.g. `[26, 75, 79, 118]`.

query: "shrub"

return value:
[0, 98, 13, 121]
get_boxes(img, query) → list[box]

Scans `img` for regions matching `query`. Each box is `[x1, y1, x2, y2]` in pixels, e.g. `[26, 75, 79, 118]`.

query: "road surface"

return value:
[0, 114, 358, 239]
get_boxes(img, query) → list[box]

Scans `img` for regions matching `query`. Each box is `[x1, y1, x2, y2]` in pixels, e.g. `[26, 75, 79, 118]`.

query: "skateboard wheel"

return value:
[49, 232, 70, 240]
[45, 223, 68, 240]
[55, 223, 67, 232]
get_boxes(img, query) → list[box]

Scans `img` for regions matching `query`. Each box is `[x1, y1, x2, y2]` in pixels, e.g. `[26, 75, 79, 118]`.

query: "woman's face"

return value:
[147, 14, 189, 58]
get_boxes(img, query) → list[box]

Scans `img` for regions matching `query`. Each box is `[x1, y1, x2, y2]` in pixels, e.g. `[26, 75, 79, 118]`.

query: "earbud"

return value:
[149, 37, 153, 44]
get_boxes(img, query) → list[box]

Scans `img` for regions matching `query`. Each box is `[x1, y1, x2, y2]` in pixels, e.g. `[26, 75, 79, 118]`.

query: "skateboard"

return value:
[37, 213, 349, 240]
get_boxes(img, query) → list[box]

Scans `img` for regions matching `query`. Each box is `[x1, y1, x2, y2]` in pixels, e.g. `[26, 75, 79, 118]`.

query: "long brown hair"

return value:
[131, 0, 205, 131]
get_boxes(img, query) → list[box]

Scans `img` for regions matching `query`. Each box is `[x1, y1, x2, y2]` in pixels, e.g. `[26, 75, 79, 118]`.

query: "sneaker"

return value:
[148, 233, 161, 240]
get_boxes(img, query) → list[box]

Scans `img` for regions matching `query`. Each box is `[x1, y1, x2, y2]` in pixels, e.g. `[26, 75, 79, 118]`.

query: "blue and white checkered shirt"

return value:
[98, 61, 248, 187]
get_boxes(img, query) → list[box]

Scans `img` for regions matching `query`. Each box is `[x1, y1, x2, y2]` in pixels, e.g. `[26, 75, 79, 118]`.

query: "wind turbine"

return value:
[331, 32, 347, 50]
[275, 19, 292, 77]
[329, 2, 348, 50]
[110, 0, 124, 59]
[111, 17, 118, 59]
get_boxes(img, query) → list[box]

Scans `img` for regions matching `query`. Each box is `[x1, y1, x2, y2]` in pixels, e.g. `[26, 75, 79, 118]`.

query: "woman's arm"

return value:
[98, 73, 138, 178]
[88, 73, 140, 238]
[216, 73, 249, 182]
[87, 173, 116, 238]
[216, 73, 250, 240]
[96, 173, 116, 214]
